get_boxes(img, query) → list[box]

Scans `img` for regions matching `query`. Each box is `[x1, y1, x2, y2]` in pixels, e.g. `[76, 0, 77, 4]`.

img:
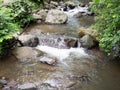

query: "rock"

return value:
[50, 1, 59, 7]
[66, 81, 76, 88]
[2, 86, 10, 90]
[65, 1, 76, 10]
[77, 28, 99, 46]
[64, 38, 78, 48]
[18, 35, 39, 47]
[77, 27, 97, 38]
[39, 57, 56, 65]
[45, 9, 68, 24]
[80, 35, 96, 49]
[49, 4, 56, 9]
[7, 80, 18, 88]
[63, 6, 68, 11]
[0, 79, 7, 85]
[18, 83, 37, 90]
[13, 47, 43, 60]
[36, 9, 48, 21]
[87, 11, 95, 16]
[77, 28, 85, 37]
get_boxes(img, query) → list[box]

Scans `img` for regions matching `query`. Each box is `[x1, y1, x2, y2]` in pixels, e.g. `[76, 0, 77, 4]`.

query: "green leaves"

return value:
[90, 0, 120, 57]
[7, 0, 33, 27]
[0, 6, 20, 55]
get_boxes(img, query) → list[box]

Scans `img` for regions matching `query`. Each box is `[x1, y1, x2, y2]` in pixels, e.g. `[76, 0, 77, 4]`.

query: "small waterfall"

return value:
[36, 45, 88, 61]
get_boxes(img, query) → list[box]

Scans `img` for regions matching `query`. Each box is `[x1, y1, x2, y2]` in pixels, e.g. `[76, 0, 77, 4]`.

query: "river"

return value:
[0, 0, 120, 90]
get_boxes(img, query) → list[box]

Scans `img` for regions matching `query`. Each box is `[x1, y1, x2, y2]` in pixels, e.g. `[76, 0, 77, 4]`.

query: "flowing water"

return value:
[0, 1, 120, 90]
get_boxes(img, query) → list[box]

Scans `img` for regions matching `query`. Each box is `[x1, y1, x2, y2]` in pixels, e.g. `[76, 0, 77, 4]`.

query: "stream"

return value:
[0, 0, 120, 90]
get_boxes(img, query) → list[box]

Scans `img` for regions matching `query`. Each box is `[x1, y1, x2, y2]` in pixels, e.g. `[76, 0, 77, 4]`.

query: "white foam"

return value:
[36, 45, 88, 60]
[64, 6, 88, 17]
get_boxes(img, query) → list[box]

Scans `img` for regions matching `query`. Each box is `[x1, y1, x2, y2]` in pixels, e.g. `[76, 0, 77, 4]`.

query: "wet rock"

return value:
[13, 47, 43, 60]
[39, 57, 56, 65]
[18, 83, 37, 90]
[0, 79, 7, 85]
[64, 38, 78, 48]
[80, 35, 96, 49]
[65, 1, 76, 10]
[18, 35, 39, 47]
[63, 6, 68, 11]
[87, 11, 95, 16]
[45, 9, 68, 24]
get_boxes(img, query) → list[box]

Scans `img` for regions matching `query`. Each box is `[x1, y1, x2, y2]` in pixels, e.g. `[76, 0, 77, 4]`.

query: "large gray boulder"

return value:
[45, 9, 68, 24]
[18, 35, 39, 47]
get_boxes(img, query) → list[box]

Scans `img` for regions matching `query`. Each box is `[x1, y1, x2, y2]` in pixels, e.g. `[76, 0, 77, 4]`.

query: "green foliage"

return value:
[0, 7, 20, 55]
[90, 0, 120, 57]
[7, 0, 33, 27]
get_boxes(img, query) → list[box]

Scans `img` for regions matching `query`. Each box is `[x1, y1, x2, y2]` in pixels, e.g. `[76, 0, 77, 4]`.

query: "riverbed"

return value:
[0, 0, 120, 90]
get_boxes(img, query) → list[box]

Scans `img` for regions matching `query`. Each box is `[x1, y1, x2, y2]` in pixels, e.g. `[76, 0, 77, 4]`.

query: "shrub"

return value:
[0, 7, 20, 56]
[90, 0, 120, 57]
[7, 0, 33, 27]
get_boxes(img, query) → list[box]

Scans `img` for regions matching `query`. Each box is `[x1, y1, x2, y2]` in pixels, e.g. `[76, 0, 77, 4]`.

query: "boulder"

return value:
[18, 83, 37, 90]
[0, 79, 7, 85]
[18, 35, 39, 47]
[79, 35, 96, 49]
[50, 1, 59, 7]
[77, 27, 97, 38]
[13, 47, 43, 60]
[45, 9, 68, 24]
[64, 38, 78, 48]
[39, 56, 56, 65]
[65, 1, 76, 10]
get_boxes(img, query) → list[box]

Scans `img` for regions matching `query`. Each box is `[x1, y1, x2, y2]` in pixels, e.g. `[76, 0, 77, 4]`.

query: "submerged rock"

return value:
[45, 9, 68, 24]
[18, 35, 39, 47]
